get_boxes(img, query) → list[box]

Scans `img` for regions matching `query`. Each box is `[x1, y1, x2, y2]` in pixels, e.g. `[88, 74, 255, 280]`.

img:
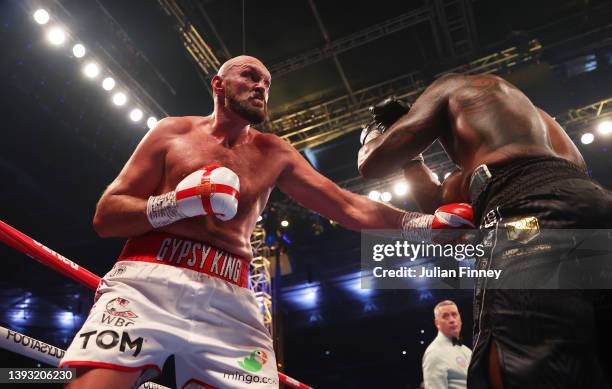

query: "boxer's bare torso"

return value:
[154, 116, 284, 258]
[95, 115, 300, 259]
[359, 74, 586, 211]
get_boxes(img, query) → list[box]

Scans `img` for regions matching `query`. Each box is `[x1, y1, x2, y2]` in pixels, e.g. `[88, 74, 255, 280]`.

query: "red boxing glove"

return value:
[401, 203, 475, 242]
[432, 203, 475, 229]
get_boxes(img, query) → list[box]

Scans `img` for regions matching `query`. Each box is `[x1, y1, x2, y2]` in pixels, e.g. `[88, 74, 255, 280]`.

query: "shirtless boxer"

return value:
[358, 74, 612, 388]
[59, 56, 471, 389]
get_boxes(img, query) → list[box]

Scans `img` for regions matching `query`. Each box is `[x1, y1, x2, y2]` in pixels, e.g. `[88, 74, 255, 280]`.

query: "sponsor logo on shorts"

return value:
[238, 350, 268, 372]
[140, 383, 166, 389]
[223, 371, 278, 385]
[101, 313, 135, 327]
[482, 230, 495, 248]
[79, 329, 143, 357]
[107, 264, 127, 278]
[482, 207, 501, 229]
[106, 297, 138, 319]
[504, 216, 540, 243]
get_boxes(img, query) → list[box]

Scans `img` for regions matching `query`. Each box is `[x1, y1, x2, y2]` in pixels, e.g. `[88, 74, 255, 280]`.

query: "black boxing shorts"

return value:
[466, 156, 612, 389]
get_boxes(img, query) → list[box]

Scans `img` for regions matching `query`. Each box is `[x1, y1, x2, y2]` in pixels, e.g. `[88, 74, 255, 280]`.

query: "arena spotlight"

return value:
[83, 62, 100, 78]
[102, 77, 115, 91]
[381, 192, 392, 202]
[72, 43, 86, 58]
[280, 220, 289, 228]
[46, 26, 66, 46]
[597, 121, 612, 135]
[129, 108, 143, 122]
[394, 181, 409, 196]
[146, 116, 158, 129]
[33, 9, 50, 25]
[581, 133, 595, 145]
[368, 190, 381, 201]
[444, 172, 451, 180]
[112, 92, 127, 106]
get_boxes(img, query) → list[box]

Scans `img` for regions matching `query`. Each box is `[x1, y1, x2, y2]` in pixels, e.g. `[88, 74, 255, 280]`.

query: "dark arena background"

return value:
[1, 0, 611, 388]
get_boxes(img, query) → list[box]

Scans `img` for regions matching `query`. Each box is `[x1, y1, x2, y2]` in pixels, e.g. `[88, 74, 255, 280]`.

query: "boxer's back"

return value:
[438, 74, 584, 198]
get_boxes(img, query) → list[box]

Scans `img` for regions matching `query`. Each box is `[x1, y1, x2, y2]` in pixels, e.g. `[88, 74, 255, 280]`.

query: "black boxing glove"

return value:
[360, 96, 411, 145]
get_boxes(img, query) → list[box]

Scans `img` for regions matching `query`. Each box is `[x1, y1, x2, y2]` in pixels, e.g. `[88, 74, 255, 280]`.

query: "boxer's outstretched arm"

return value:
[358, 74, 461, 178]
[277, 144, 407, 231]
[92, 118, 177, 237]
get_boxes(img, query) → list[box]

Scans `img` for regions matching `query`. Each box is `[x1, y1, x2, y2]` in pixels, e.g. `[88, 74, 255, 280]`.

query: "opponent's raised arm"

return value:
[92, 118, 173, 237]
[358, 74, 462, 178]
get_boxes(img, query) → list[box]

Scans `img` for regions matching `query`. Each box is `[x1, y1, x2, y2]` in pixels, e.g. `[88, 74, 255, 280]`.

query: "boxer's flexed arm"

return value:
[358, 74, 462, 178]
[92, 118, 178, 237]
[277, 143, 405, 231]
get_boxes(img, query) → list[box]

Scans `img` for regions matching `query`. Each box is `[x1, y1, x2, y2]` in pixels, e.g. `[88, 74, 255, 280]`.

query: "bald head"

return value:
[212, 55, 271, 124]
[217, 55, 270, 79]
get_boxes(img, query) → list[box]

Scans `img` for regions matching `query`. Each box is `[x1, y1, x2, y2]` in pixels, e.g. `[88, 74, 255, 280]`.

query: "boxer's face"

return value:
[435, 304, 462, 338]
[223, 60, 271, 124]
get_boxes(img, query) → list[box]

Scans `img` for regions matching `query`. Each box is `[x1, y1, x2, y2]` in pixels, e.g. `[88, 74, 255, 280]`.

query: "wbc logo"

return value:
[105, 297, 138, 319]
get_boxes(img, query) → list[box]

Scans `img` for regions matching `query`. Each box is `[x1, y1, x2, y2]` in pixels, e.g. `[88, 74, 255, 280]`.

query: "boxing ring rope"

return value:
[0, 219, 313, 389]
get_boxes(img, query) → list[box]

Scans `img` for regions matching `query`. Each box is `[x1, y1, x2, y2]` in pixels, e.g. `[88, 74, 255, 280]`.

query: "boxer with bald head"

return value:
[59, 56, 471, 389]
[358, 74, 612, 388]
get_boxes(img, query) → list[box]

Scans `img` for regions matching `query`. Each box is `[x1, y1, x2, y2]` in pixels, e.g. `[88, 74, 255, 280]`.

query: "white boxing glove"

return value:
[146, 164, 240, 228]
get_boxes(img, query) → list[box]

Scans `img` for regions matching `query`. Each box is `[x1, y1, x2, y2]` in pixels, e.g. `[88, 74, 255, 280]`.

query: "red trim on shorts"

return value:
[181, 378, 218, 389]
[59, 360, 161, 374]
[118, 231, 249, 288]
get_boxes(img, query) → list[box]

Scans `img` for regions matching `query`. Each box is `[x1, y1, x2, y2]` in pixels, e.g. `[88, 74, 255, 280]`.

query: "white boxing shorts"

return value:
[59, 232, 278, 389]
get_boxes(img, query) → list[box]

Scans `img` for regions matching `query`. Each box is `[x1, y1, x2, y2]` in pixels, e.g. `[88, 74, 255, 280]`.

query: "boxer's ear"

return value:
[211, 75, 224, 97]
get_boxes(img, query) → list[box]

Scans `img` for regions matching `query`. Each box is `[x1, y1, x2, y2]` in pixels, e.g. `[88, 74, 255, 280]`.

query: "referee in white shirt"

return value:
[422, 300, 472, 389]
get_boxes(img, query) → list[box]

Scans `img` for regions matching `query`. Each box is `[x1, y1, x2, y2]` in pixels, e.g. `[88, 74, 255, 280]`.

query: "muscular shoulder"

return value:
[435, 73, 505, 89]
[251, 130, 294, 154]
[151, 116, 201, 136]
[420, 73, 466, 100]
